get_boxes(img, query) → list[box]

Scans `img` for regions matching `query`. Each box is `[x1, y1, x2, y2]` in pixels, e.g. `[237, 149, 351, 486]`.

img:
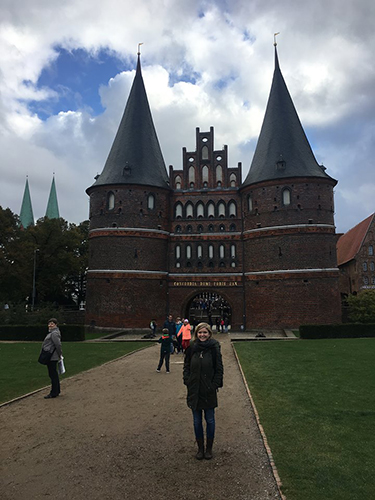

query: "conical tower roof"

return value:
[242, 47, 336, 187]
[45, 176, 60, 219]
[19, 177, 34, 228]
[88, 54, 169, 191]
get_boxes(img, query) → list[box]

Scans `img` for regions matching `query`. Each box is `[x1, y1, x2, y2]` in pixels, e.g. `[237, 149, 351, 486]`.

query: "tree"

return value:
[25, 217, 89, 306]
[347, 290, 375, 323]
[0, 208, 89, 308]
[0, 206, 33, 304]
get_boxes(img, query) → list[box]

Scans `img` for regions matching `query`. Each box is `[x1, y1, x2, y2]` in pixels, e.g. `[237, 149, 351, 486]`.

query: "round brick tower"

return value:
[85, 54, 171, 328]
[240, 47, 341, 328]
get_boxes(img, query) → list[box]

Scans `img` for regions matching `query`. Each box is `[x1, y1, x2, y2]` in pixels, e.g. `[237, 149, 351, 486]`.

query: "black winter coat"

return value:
[183, 338, 224, 410]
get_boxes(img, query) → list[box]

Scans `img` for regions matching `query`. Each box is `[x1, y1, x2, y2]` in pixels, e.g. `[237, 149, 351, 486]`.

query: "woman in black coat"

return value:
[183, 322, 224, 460]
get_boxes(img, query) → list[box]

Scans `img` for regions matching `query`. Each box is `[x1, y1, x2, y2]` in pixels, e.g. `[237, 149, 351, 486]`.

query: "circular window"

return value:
[216, 156, 222, 161]
[188, 157, 194, 163]
[202, 137, 208, 143]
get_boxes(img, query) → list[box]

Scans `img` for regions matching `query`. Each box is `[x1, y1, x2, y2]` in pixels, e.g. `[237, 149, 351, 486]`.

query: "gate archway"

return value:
[185, 291, 232, 331]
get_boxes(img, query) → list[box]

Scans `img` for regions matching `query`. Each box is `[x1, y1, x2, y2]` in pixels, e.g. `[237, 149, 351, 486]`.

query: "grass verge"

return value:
[0, 341, 152, 404]
[234, 338, 375, 500]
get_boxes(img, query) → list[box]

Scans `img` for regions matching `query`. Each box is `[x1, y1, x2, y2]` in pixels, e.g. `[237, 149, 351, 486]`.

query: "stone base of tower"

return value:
[85, 272, 168, 329]
[245, 271, 341, 329]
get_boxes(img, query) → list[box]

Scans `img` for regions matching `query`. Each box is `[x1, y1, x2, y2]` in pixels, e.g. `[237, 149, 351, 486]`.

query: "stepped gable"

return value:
[242, 47, 336, 187]
[45, 176, 60, 219]
[88, 54, 169, 191]
[20, 177, 34, 228]
[337, 213, 375, 266]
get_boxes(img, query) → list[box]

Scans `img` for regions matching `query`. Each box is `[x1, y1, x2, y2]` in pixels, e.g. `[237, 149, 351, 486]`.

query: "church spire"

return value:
[242, 46, 336, 187]
[45, 176, 60, 219]
[88, 52, 169, 191]
[19, 177, 34, 228]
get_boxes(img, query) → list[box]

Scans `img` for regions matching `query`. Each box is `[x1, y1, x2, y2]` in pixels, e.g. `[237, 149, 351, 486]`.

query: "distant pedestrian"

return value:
[179, 318, 192, 352]
[163, 314, 176, 337]
[183, 322, 224, 460]
[156, 328, 172, 373]
[41, 318, 63, 399]
[175, 317, 183, 353]
[150, 320, 157, 337]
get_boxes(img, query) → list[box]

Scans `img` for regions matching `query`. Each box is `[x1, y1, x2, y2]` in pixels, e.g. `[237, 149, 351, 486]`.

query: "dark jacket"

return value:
[163, 319, 176, 337]
[183, 338, 223, 410]
[158, 335, 172, 353]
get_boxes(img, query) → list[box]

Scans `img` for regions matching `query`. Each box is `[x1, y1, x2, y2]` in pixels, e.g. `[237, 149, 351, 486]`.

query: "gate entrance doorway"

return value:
[186, 292, 232, 332]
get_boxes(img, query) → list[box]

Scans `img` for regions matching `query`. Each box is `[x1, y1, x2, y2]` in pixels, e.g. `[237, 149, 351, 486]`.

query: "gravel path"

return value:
[1, 337, 281, 500]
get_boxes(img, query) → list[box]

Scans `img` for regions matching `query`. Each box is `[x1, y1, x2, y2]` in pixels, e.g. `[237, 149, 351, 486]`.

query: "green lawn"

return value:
[234, 339, 375, 500]
[0, 341, 152, 404]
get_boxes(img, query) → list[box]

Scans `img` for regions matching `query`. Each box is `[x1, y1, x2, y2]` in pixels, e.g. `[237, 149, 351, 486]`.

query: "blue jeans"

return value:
[192, 408, 215, 440]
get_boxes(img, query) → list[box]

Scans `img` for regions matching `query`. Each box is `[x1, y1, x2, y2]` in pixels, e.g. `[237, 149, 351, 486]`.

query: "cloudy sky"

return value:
[0, 0, 374, 234]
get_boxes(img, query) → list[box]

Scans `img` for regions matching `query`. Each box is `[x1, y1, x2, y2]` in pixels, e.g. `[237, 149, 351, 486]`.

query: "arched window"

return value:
[229, 201, 236, 217]
[202, 166, 209, 186]
[107, 192, 115, 210]
[369, 245, 374, 256]
[147, 193, 155, 210]
[231, 245, 236, 259]
[208, 245, 214, 259]
[363, 262, 368, 271]
[197, 202, 204, 218]
[230, 223, 236, 232]
[189, 166, 195, 184]
[219, 245, 225, 259]
[186, 245, 192, 259]
[208, 202, 215, 218]
[230, 173, 236, 187]
[219, 224, 225, 232]
[218, 202, 225, 217]
[202, 146, 208, 160]
[216, 165, 223, 183]
[186, 203, 193, 218]
[175, 225, 182, 233]
[197, 245, 203, 259]
[175, 203, 183, 218]
[197, 224, 203, 233]
[187, 225, 192, 233]
[282, 188, 291, 206]
[364, 276, 369, 285]
[175, 245, 181, 259]
[370, 261, 375, 271]
[208, 224, 214, 232]
[248, 195, 253, 212]
[175, 176, 182, 189]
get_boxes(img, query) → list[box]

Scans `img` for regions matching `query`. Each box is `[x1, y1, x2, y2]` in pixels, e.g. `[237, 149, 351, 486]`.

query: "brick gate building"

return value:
[85, 47, 341, 330]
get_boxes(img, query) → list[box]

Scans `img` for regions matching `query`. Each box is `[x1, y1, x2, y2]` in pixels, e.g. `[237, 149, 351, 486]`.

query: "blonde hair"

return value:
[194, 322, 213, 341]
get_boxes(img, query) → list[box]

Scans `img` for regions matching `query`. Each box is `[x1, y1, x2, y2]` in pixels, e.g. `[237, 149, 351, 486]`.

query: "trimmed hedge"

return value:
[0, 324, 85, 342]
[299, 323, 375, 339]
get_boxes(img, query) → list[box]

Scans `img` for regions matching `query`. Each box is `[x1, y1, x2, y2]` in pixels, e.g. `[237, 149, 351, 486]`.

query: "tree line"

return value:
[0, 206, 88, 309]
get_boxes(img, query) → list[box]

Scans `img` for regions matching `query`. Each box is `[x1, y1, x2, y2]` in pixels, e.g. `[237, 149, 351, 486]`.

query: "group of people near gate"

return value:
[155, 314, 224, 460]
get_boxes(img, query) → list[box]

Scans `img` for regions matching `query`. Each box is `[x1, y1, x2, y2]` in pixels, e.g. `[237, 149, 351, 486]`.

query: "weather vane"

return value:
[274, 32, 280, 46]
[137, 42, 143, 55]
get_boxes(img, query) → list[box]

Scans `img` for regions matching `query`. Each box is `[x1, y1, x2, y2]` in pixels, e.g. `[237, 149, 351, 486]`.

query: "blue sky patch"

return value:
[27, 47, 131, 119]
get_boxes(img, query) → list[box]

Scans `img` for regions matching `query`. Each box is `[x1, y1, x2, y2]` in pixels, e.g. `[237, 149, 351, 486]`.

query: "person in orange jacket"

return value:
[178, 318, 191, 352]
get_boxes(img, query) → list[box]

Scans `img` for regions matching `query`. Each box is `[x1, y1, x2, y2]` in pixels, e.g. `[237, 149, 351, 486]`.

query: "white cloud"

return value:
[0, 0, 374, 234]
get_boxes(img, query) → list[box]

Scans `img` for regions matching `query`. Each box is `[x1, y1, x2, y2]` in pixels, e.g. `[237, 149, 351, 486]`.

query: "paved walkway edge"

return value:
[231, 342, 287, 500]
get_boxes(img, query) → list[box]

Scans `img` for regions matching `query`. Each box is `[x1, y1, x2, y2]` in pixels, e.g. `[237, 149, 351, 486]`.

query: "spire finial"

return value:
[137, 42, 143, 56]
[274, 32, 280, 47]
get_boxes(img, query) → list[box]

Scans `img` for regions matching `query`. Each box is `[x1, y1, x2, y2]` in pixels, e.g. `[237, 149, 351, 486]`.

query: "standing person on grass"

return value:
[183, 322, 223, 460]
[156, 328, 172, 373]
[42, 318, 63, 399]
